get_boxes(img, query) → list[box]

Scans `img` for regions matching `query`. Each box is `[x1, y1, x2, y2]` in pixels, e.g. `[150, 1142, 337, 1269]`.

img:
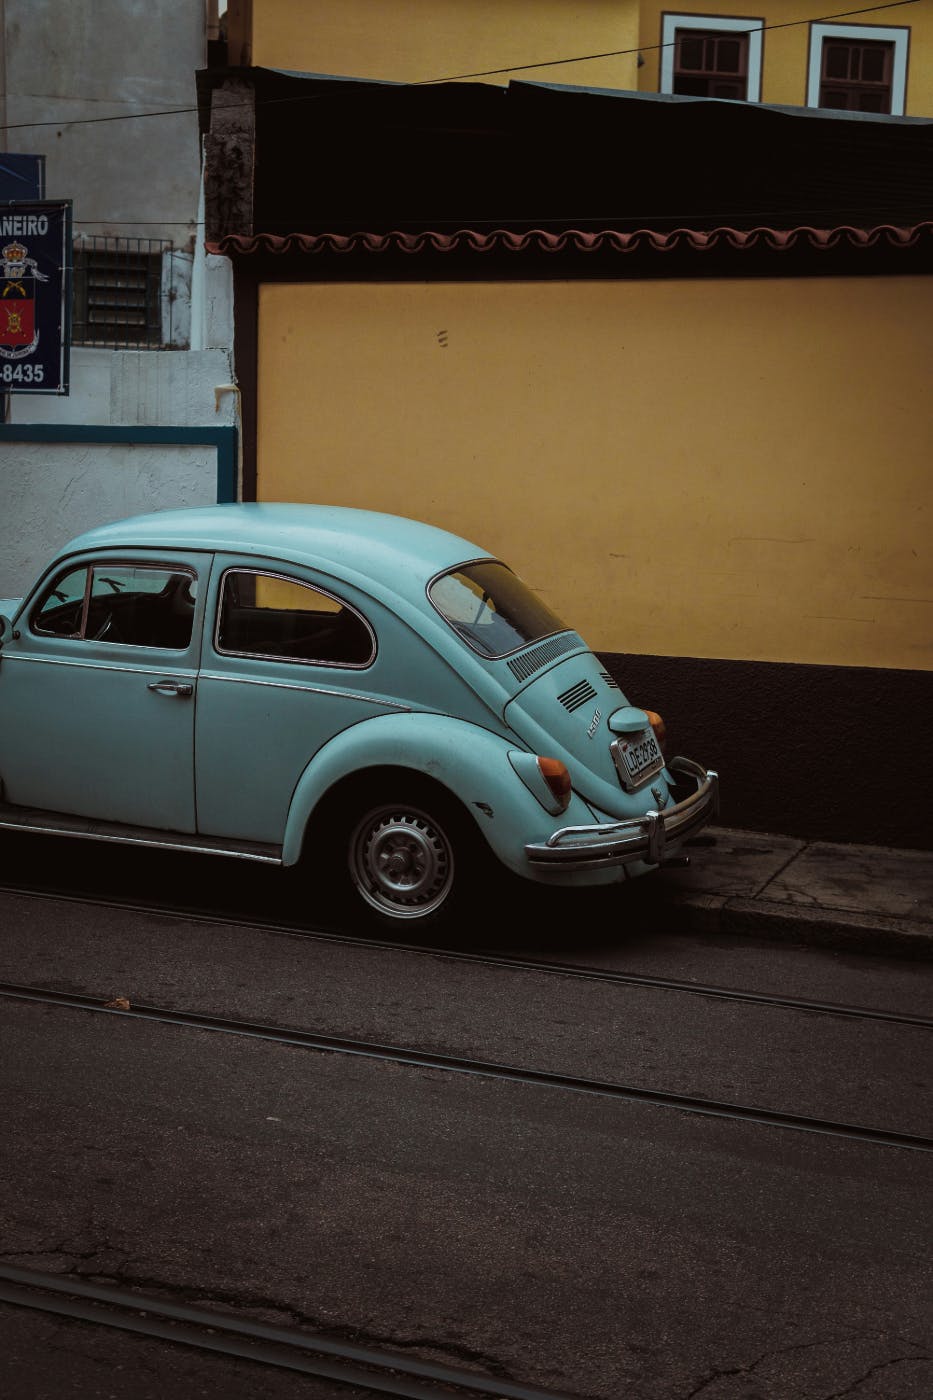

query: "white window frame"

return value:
[807, 23, 909, 116]
[660, 13, 764, 103]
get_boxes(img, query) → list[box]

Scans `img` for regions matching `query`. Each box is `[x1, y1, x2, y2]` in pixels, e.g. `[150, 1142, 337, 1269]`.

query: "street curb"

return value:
[659, 891, 933, 960]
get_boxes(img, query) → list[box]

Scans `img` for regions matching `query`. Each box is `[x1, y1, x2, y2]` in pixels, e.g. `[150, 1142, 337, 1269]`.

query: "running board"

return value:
[0, 803, 283, 864]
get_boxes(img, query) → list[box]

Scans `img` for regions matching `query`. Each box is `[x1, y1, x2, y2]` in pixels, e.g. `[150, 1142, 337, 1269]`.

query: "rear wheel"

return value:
[349, 802, 456, 921]
[325, 778, 486, 928]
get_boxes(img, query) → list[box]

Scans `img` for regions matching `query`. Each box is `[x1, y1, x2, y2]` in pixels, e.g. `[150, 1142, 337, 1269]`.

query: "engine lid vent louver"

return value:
[557, 678, 598, 713]
[599, 670, 621, 690]
[507, 633, 578, 682]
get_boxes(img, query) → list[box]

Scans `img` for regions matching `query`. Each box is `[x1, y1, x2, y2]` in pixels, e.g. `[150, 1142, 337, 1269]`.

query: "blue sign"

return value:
[0, 155, 45, 202]
[0, 201, 71, 394]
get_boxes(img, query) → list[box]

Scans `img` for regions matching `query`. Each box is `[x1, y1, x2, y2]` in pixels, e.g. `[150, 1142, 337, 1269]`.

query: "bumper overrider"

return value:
[525, 756, 719, 871]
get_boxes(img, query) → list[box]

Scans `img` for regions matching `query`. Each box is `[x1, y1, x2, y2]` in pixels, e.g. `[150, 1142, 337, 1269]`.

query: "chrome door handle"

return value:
[147, 680, 193, 698]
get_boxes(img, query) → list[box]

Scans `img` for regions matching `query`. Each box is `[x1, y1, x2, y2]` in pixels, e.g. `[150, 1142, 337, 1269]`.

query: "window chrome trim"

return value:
[426, 557, 571, 662]
[29, 558, 199, 650]
[29, 563, 91, 641]
[806, 22, 908, 115]
[214, 566, 377, 670]
[659, 13, 764, 103]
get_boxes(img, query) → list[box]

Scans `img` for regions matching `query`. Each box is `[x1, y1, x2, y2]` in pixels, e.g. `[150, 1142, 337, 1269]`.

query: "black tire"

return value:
[335, 778, 484, 929]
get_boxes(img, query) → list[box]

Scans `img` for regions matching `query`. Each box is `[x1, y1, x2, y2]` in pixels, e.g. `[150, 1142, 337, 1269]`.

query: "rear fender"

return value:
[281, 711, 595, 871]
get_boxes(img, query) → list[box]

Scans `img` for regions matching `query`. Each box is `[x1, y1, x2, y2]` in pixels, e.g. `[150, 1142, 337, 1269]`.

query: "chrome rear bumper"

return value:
[524, 756, 719, 871]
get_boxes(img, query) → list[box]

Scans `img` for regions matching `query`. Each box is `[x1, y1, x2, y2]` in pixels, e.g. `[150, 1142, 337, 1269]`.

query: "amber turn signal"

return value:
[537, 756, 572, 811]
[645, 710, 666, 748]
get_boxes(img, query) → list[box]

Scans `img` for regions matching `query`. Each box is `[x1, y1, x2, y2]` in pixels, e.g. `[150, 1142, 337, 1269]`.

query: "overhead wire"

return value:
[3, 0, 925, 236]
[416, 0, 921, 84]
[0, 0, 921, 135]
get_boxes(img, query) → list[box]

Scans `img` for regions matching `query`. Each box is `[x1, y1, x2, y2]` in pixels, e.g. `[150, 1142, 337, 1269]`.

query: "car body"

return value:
[0, 503, 718, 924]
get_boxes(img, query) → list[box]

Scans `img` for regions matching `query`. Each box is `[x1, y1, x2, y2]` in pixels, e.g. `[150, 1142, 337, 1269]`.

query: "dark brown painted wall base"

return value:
[600, 653, 933, 851]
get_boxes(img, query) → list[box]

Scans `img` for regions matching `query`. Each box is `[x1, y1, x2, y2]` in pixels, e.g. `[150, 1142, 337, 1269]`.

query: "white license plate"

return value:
[613, 729, 663, 788]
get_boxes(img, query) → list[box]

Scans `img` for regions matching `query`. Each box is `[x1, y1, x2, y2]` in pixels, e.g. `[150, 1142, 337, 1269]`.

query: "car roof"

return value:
[62, 503, 494, 597]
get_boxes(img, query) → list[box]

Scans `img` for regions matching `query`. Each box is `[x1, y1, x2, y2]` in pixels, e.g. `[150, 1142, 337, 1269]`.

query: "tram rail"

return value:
[0, 882, 929, 1031]
[2, 981, 930, 1153]
[0, 1262, 575, 1400]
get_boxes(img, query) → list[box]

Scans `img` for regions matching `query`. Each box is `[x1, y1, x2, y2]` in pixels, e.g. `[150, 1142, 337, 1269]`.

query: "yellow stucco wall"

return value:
[247, 1, 932, 113]
[250, 0, 639, 89]
[638, 1, 933, 116]
[257, 278, 933, 671]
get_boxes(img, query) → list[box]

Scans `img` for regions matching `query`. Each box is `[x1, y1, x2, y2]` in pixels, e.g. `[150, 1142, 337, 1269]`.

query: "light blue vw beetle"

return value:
[0, 504, 717, 926]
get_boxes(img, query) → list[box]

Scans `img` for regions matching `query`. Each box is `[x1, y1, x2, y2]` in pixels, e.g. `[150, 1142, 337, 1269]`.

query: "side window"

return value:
[819, 38, 893, 111]
[672, 28, 749, 99]
[84, 566, 197, 649]
[807, 24, 908, 116]
[32, 566, 90, 637]
[659, 15, 764, 103]
[32, 564, 196, 649]
[216, 570, 374, 667]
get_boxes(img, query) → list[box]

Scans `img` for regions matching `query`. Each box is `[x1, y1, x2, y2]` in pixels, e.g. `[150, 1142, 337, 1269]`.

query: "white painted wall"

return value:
[0, 3, 240, 596]
[0, 441, 222, 598]
[12, 346, 235, 430]
[2, 317, 237, 596]
[2, 0, 203, 242]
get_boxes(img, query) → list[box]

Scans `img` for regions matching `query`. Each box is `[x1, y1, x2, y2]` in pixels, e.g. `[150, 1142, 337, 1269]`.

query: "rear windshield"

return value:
[428, 561, 568, 659]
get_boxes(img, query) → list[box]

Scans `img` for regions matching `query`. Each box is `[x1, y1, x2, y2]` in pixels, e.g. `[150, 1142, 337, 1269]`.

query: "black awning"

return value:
[198, 65, 933, 238]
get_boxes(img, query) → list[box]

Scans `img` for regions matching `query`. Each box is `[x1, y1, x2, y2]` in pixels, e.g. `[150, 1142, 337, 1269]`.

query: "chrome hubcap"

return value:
[350, 806, 454, 918]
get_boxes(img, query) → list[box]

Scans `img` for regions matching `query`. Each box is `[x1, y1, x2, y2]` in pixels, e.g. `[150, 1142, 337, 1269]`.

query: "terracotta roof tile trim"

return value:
[208, 224, 933, 256]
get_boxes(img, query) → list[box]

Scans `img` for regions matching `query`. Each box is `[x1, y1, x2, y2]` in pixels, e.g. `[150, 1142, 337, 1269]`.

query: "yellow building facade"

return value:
[243, 0, 641, 89]
[237, 0, 933, 116]
[208, 3, 933, 845]
[638, 1, 933, 116]
[258, 275, 932, 673]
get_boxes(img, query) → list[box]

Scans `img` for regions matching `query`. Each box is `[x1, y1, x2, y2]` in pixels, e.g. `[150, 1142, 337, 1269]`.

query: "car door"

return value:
[194, 556, 390, 844]
[0, 551, 207, 832]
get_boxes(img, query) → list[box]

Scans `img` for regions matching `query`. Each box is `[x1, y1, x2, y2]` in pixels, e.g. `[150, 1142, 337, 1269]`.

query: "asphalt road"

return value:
[1, 842, 932, 1400]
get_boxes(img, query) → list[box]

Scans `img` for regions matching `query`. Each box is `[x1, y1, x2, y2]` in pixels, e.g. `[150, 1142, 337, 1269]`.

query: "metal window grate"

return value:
[72, 237, 171, 348]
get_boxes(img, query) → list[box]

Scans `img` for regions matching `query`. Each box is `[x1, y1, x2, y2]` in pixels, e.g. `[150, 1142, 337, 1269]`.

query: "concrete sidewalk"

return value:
[647, 826, 933, 959]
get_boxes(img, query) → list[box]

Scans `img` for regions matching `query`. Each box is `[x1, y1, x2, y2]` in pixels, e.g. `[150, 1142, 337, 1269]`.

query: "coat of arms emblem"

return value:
[1, 239, 48, 360]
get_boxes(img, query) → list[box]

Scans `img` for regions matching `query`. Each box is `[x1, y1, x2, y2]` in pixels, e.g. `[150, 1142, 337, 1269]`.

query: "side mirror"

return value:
[0, 615, 11, 647]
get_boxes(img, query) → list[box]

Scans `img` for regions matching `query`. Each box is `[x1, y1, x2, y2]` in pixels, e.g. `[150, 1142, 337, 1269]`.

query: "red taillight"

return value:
[645, 710, 666, 749]
[537, 756, 572, 811]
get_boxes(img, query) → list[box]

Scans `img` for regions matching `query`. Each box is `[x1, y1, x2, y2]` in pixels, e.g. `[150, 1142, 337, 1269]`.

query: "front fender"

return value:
[281, 711, 596, 871]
